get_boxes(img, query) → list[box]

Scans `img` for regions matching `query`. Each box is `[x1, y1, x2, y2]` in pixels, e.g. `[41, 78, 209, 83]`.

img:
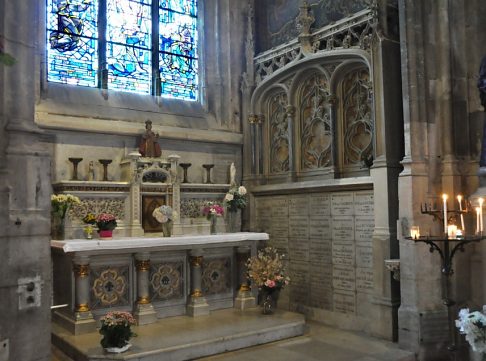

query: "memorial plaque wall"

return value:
[255, 190, 374, 317]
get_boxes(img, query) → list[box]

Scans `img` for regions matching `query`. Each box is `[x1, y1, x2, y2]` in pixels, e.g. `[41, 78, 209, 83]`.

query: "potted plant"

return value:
[96, 213, 117, 240]
[223, 185, 247, 233]
[247, 246, 290, 314]
[456, 306, 486, 360]
[99, 311, 136, 353]
[50, 194, 81, 240]
[152, 205, 175, 237]
[202, 202, 224, 234]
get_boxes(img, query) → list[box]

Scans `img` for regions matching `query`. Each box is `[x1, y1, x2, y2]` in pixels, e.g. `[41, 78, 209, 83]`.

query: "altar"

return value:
[51, 232, 269, 335]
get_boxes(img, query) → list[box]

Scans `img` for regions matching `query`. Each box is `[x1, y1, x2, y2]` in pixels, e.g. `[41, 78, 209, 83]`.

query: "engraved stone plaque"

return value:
[332, 217, 354, 244]
[356, 267, 374, 293]
[289, 220, 309, 239]
[332, 265, 356, 291]
[289, 238, 309, 262]
[309, 218, 331, 239]
[356, 246, 373, 268]
[333, 289, 356, 314]
[289, 195, 309, 217]
[354, 191, 374, 215]
[355, 217, 374, 246]
[289, 261, 309, 304]
[309, 238, 332, 264]
[309, 194, 331, 217]
[332, 243, 355, 266]
[331, 193, 354, 216]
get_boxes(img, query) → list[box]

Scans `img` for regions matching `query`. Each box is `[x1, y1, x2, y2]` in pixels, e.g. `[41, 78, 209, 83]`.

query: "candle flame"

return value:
[479, 198, 484, 206]
[476, 207, 481, 214]
[442, 194, 448, 200]
[457, 195, 462, 202]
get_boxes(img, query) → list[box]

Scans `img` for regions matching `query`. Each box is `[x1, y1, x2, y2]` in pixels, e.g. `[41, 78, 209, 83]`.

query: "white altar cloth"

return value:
[51, 232, 269, 253]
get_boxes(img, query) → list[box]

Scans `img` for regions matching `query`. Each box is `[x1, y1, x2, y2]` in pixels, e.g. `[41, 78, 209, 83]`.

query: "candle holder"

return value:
[179, 163, 192, 183]
[68, 157, 83, 181]
[202, 164, 214, 184]
[420, 202, 470, 234]
[98, 159, 112, 181]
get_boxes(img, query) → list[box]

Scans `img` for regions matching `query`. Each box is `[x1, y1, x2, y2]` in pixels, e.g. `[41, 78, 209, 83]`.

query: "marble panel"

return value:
[332, 216, 354, 244]
[356, 246, 373, 268]
[331, 193, 354, 216]
[333, 289, 356, 314]
[309, 269, 333, 310]
[289, 238, 309, 262]
[288, 219, 309, 239]
[309, 218, 331, 239]
[309, 194, 332, 217]
[332, 265, 356, 291]
[332, 243, 355, 266]
[289, 261, 309, 304]
[354, 191, 374, 215]
[355, 216, 374, 246]
[356, 267, 374, 293]
[309, 238, 332, 264]
[149, 261, 184, 301]
[289, 195, 309, 217]
[202, 257, 232, 295]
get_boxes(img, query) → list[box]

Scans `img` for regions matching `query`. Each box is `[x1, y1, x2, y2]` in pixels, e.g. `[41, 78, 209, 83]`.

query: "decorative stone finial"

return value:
[296, 1, 315, 36]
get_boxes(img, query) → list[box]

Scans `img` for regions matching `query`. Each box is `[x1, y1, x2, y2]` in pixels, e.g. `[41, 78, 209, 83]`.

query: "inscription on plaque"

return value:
[333, 290, 356, 314]
[309, 238, 332, 264]
[309, 218, 331, 239]
[332, 265, 355, 291]
[332, 217, 354, 244]
[331, 193, 354, 216]
[355, 216, 374, 246]
[356, 268, 374, 293]
[289, 239, 309, 262]
[332, 243, 355, 266]
[356, 246, 373, 268]
[354, 191, 374, 215]
[309, 194, 331, 216]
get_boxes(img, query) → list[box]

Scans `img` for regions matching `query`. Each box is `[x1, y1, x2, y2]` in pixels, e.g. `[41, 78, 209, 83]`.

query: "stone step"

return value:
[52, 308, 306, 361]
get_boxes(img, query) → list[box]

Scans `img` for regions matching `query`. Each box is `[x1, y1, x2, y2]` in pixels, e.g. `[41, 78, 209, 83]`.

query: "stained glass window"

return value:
[46, 0, 198, 100]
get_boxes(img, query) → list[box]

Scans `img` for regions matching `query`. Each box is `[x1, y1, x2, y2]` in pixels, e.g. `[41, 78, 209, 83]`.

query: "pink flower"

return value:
[264, 279, 276, 288]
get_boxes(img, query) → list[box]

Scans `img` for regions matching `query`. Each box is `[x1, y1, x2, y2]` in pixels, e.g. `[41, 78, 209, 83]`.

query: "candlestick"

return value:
[479, 198, 484, 233]
[457, 195, 465, 232]
[442, 194, 448, 235]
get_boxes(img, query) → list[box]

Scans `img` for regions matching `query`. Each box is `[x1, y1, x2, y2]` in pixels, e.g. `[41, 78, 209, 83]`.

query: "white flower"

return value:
[238, 186, 247, 195]
[225, 193, 234, 201]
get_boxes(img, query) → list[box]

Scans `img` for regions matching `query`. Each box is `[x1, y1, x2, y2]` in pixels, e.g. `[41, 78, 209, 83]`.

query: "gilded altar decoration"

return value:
[51, 193, 81, 240]
[99, 311, 136, 353]
[202, 258, 231, 295]
[149, 263, 183, 301]
[92, 267, 128, 308]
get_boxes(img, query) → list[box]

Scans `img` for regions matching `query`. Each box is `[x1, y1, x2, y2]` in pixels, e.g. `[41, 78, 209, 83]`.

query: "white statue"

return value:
[230, 162, 237, 187]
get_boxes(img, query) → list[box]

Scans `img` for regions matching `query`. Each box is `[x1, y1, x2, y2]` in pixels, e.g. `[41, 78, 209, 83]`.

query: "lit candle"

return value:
[447, 224, 457, 239]
[410, 226, 420, 239]
[476, 207, 481, 234]
[479, 198, 484, 233]
[442, 194, 448, 235]
[457, 195, 465, 233]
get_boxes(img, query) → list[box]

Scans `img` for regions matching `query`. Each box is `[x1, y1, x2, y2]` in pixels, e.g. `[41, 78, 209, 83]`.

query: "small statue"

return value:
[139, 120, 161, 158]
[230, 162, 237, 187]
[87, 161, 95, 181]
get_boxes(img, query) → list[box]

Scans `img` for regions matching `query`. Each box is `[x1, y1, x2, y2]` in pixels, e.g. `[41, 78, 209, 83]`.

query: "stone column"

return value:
[257, 114, 265, 180]
[187, 250, 210, 316]
[134, 253, 157, 325]
[248, 114, 258, 175]
[168, 154, 182, 235]
[285, 105, 297, 182]
[234, 246, 255, 309]
[71, 256, 96, 334]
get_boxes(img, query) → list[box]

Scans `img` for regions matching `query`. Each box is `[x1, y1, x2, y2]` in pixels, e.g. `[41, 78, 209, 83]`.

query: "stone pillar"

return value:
[257, 114, 265, 179]
[234, 246, 255, 309]
[285, 105, 297, 182]
[168, 154, 182, 235]
[187, 251, 210, 316]
[248, 114, 258, 175]
[134, 253, 158, 325]
[71, 256, 96, 334]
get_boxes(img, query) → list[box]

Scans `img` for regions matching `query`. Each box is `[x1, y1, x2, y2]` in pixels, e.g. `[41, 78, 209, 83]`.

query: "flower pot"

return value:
[51, 214, 66, 240]
[161, 221, 173, 237]
[226, 209, 241, 233]
[99, 229, 113, 240]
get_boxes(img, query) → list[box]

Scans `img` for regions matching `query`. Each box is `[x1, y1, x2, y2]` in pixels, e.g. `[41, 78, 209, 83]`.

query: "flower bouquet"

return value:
[96, 213, 117, 239]
[202, 202, 224, 234]
[247, 247, 290, 314]
[82, 213, 96, 239]
[50, 194, 81, 240]
[223, 185, 247, 212]
[99, 311, 136, 353]
[456, 306, 486, 356]
[152, 205, 175, 237]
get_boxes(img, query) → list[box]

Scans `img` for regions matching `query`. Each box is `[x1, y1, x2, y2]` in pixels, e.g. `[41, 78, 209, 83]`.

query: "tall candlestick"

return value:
[479, 198, 484, 233]
[442, 194, 448, 235]
[476, 207, 481, 234]
[457, 195, 465, 232]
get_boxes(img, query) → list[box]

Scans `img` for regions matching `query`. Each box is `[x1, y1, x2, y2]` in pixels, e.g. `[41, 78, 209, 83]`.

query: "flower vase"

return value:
[51, 214, 66, 240]
[161, 221, 173, 237]
[226, 209, 241, 233]
[261, 287, 279, 315]
[210, 215, 218, 234]
[84, 225, 94, 239]
[99, 229, 113, 240]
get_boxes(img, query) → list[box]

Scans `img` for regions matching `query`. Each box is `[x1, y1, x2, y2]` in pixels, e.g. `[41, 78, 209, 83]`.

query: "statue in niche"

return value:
[230, 162, 237, 187]
[87, 161, 95, 181]
[139, 120, 161, 158]
[478, 56, 486, 167]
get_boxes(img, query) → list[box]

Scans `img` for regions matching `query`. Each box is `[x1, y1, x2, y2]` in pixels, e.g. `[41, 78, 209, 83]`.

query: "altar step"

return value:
[52, 308, 306, 361]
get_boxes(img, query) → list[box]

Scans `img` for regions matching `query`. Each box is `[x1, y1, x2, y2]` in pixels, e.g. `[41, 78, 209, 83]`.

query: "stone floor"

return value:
[52, 308, 415, 361]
